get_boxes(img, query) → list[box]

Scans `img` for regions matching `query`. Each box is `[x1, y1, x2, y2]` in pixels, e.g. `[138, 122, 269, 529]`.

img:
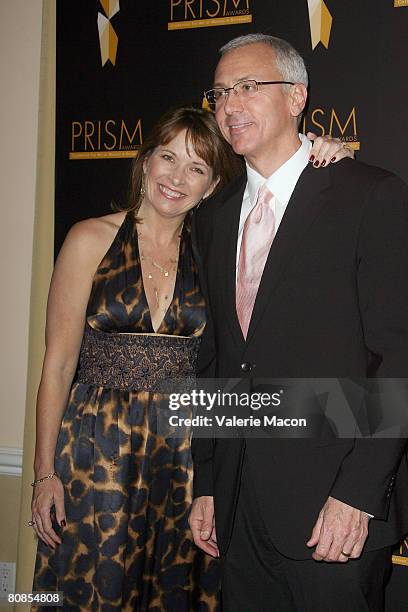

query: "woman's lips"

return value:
[159, 184, 185, 200]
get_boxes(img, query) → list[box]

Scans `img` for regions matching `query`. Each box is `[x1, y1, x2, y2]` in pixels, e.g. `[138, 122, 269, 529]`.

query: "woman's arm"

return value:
[31, 215, 121, 547]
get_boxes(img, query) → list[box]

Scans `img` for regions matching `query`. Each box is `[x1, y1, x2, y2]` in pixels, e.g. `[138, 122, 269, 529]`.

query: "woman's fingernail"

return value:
[330, 156, 336, 163]
[61, 520, 66, 527]
[314, 160, 320, 167]
[321, 160, 326, 167]
[309, 155, 315, 163]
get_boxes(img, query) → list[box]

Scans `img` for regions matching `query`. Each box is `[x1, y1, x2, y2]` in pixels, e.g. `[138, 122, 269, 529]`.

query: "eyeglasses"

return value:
[204, 79, 295, 107]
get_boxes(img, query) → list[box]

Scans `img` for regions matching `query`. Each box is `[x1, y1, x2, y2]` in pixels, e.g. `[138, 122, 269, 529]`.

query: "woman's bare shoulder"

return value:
[58, 211, 128, 266]
[65, 211, 126, 247]
[69, 211, 126, 239]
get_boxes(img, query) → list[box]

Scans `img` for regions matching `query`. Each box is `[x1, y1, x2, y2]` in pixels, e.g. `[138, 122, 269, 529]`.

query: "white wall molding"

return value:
[0, 447, 23, 476]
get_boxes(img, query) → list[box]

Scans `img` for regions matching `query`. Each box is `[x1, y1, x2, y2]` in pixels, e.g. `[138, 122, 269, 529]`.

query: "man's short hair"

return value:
[220, 33, 309, 89]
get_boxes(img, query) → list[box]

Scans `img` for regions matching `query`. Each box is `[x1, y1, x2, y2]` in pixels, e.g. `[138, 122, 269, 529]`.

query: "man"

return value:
[189, 34, 408, 611]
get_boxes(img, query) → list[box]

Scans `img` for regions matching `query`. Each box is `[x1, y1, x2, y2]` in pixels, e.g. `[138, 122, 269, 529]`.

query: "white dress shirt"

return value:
[236, 133, 312, 273]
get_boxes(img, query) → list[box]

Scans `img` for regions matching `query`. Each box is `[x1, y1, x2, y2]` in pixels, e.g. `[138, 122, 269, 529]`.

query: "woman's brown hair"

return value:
[124, 105, 244, 215]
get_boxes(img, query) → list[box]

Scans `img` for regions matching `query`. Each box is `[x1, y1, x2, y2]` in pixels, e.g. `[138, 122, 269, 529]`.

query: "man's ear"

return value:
[289, 83, 308, 120]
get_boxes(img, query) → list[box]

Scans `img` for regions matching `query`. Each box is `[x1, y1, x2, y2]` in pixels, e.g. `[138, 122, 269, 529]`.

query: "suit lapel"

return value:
[246, 164, 332, 343]
[212, 177, 246, 349]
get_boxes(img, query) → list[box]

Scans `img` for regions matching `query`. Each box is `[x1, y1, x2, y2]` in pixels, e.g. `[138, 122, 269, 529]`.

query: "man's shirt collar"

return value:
[246, 133, 312, 206]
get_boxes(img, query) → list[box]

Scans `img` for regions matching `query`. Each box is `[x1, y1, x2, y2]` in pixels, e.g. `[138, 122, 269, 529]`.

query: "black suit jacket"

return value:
[191, 158, 408, 559]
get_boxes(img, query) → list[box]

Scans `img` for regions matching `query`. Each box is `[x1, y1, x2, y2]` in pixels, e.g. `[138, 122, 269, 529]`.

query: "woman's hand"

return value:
[307, 132, 355, 167]
[31, 476, 66, 548]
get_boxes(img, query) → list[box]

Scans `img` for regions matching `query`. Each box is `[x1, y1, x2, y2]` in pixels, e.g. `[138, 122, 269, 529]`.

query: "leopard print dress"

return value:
[33, 212, 220, 611]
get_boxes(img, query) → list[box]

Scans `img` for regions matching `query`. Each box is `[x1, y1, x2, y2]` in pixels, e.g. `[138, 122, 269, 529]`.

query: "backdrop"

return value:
[55, 1, 408, 607]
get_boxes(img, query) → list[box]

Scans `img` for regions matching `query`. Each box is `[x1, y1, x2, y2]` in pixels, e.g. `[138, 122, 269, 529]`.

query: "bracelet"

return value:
[31, 471, 57, 487]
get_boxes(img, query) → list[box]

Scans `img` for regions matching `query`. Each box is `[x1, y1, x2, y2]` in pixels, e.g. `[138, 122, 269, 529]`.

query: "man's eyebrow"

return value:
[213, 75, 253, 87]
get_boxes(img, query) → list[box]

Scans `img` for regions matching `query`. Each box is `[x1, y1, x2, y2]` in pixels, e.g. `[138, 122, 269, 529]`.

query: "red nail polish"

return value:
[330, 156, 336, 163]
[321, 160, 326, 167]
[313, 160, 319, 167]
[309, 155, 315, 162]
[61, 520, 66, 527]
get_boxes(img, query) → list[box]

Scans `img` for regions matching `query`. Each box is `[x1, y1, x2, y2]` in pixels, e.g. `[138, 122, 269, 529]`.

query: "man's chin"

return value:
[230, 142, 251, 157]
[221, 130, 251, 156]
[228, 131, 256, 157]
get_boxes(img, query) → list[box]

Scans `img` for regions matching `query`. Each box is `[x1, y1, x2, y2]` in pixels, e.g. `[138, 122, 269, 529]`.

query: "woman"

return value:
[31, 105, 352, 610]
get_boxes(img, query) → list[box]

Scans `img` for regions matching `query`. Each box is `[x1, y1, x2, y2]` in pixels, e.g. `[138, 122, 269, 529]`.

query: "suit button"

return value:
[241, 362, 252, 372]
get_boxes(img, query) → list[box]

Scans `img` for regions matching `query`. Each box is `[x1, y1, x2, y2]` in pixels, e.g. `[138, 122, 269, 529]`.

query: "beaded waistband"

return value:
[77, 325, 200, 392]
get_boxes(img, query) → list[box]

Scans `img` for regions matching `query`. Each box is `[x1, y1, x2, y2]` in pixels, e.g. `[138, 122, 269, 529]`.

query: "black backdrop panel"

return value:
[56, 1, 408, 605]
[56, 0, 408, 252]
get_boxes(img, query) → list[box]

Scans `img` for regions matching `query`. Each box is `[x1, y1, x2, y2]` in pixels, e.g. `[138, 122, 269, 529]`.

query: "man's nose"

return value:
[223, 89, 244, 114]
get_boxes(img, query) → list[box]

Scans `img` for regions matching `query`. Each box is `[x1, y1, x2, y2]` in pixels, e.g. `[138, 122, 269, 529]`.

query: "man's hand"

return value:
[189, 496, 219, 557]
[306, 496, 370, 562]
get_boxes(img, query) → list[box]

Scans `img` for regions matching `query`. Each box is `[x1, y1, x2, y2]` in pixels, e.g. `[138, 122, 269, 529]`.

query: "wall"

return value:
[0, 0, 42, 448]
[0, 0, 43, 606]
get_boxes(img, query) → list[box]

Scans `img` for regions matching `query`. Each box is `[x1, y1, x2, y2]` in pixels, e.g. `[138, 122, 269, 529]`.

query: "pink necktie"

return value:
[236, 184, 275, 339]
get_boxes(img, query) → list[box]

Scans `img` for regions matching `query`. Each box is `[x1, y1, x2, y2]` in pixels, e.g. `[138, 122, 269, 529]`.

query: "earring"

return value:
[139, 175, 146, 203]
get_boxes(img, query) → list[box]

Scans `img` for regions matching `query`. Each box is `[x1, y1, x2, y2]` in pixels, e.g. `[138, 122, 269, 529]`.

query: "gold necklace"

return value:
[141, 258, 177, 312]
[140, 253, 177, 278]
[138, 230, 180, 313]
[153, 288, 170, 313]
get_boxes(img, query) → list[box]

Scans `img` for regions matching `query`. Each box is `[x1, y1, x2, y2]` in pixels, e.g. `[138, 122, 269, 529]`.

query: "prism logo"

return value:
[98, 0, 120, 66]
[307, 0, 333, 50]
